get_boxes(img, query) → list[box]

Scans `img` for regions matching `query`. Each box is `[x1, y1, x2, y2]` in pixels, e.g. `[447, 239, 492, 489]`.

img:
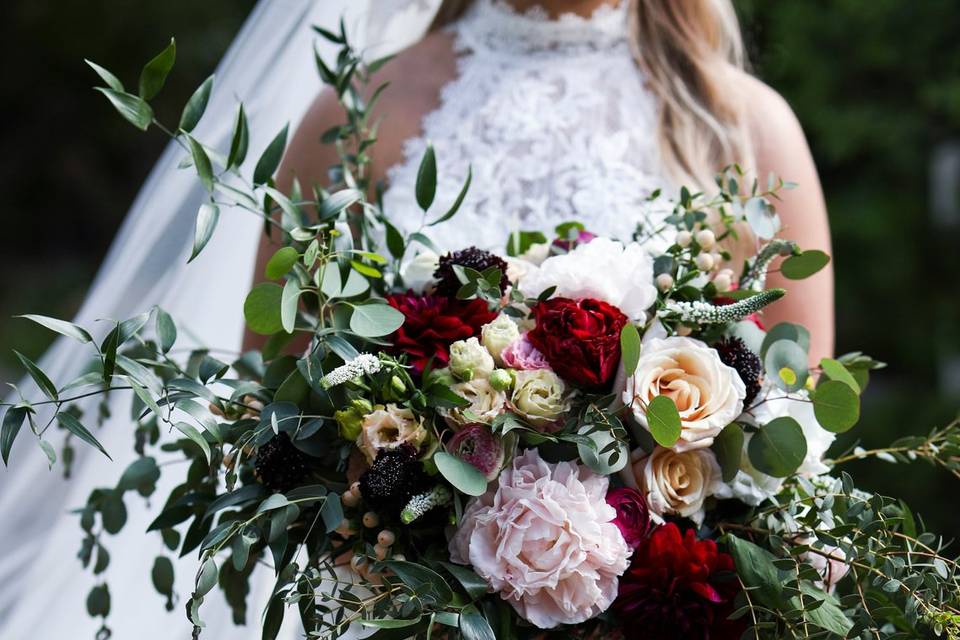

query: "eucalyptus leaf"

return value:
[174, 421, 211, 463]
[459, 604, 496, 640]
[619, 322, 641, 377]
[139, 38, 176, 100]
[13, 350, 58, 401]
[265, 247, 299, 280]
[189, 203, 220, 262]
[1, 406, 29, 466]
[349, 303, 404, 338]
[95, 87, 153, 130]
[711, 423, 744, 482]
[85, 59, 124, 92]
[155, 306, 177, 353]
[763, 339, 809, 392]
[57, 412, 111, 459]
[812, 380, 860, 433]
[781, 250, 830, 280]
[16, 314, 93, 344]
[819, 358, 860, 393]
[280, 279, 302, 334]
[226, 104, 249, 169]
[254, 123, 289, 185]
[747, 416, 806, 477]
[415, 144, 437, 211]
[179, 74, 214, 133]
[429, 166, 472, 226]
[186, 135, 214, 191]
[434, 451, 488, 496]
[645, 395, 682, 447]
[244, 283, 284, 335]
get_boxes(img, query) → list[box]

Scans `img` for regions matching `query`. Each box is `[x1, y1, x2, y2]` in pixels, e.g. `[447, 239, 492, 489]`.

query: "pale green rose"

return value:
[448, 337, 495, 381]
[510, 369, 570, 430]
[481, 315, 520, 366]
[439, 378, 507, 429]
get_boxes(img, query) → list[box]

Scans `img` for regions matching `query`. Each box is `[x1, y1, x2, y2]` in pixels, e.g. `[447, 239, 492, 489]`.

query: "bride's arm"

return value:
[742, 75, 835, 364]
[242, 91, 344, 353]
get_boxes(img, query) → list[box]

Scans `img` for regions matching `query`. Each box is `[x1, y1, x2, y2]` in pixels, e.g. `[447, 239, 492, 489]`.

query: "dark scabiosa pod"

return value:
[433, 247, 510, 297]
[254, 432, 309, 493]
[358, 445, 430, 517]
[714, 336, 762, 407]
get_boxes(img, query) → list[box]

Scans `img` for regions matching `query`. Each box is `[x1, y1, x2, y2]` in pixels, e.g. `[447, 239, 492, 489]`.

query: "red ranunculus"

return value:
[606, 487, 653, 549]
[527, 297, 628, 388]
[386, 292, 497, 374]
[613, 523, 744, 640]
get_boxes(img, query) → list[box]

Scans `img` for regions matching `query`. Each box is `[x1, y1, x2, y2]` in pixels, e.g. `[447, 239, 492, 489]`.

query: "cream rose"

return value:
[357, 404, 428, 463]
[509, 369, 570, 430]
[439, 378, 506, 428]
[625, 446, 722, 525]
[622, 336, 745, 451]
[448, 337, 495, 381]
[480, 315, 520, 366]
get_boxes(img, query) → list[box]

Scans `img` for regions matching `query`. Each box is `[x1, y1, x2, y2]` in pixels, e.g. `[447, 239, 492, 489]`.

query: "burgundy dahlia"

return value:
[386, 292, 497, 374]
[613, 523, 743, 640]
[606, 487, 653, 549]
[433, 247, 510, 298]
[527, 297, 628, 388]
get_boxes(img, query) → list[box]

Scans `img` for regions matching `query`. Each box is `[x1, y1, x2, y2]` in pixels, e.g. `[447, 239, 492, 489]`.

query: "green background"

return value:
[0, 1, 957, 535]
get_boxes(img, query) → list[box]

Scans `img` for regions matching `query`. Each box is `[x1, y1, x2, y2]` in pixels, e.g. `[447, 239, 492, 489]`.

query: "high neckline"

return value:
[456, 0, 629, 54]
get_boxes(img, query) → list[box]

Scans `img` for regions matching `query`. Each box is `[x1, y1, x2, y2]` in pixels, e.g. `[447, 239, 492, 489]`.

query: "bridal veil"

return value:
[0, 1, 439, 637]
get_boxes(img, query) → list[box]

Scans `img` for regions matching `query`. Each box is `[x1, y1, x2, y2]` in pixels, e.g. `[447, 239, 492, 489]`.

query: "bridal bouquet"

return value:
[4, 27, 960, 640]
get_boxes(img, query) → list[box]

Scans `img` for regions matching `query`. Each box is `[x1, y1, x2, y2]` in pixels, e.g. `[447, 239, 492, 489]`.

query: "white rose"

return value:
[481, 315, 520, 366]
[448, 337, 495, 381]
[400, 250, 440, 294]
[517, 238, 656, 319]
[357, 404, 428, 463]
[625, 446, 722, 525]
[622, 336, 745, 451]
[509, 369, 570, 430]
[439, 378, 506, 428]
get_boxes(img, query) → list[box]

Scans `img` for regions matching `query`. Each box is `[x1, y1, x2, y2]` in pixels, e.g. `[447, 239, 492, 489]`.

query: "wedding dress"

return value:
[0, 1, 672, 638]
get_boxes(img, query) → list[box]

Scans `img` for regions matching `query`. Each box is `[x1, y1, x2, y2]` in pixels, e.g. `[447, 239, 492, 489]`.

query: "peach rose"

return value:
[624, 446, 722, 525]
[622, 336, 745, 451]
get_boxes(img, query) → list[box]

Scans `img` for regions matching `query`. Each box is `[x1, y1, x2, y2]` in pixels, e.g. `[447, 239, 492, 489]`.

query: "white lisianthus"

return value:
[481, 315, 520, 366]
[623, 446, 722, 525]
[357, 404, 428, 463]
[399, 250, 440, 293]
[622, 336, 745, 451]
[509, 370, 570, 430]
[716, 382, 837, 505]
[439, 378, 506, 428]
[448, 337, 495, 381]
[516, 238, 656, 319]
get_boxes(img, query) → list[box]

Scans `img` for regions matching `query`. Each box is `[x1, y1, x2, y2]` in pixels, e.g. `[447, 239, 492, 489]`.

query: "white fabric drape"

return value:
[0, 1, 439, 638]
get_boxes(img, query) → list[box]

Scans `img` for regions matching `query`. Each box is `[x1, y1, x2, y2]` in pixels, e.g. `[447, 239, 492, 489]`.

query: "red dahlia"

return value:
[613, 523, 743, 640]
[386, 292, 497, 374]
[527, 297, 628, 388]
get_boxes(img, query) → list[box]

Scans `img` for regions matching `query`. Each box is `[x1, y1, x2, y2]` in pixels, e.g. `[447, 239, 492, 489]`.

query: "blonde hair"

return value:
[431, 0, 753, 190]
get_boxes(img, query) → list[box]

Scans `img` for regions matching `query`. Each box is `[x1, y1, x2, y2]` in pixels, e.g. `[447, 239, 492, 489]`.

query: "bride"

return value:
[250, 0, 833, 361]
[0, 0, 832, 638]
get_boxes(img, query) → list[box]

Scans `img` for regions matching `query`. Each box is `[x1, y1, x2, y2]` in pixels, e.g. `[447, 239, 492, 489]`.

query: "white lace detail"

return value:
[381, 0, 675, 254]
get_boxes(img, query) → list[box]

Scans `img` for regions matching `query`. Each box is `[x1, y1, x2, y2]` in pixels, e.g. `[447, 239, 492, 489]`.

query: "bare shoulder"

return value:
[731, 71, 811, 172]
[279, 30, 457, 191]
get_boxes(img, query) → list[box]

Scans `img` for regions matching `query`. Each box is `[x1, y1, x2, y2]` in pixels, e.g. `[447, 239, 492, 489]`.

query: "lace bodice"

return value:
[381, 0, 674, 253]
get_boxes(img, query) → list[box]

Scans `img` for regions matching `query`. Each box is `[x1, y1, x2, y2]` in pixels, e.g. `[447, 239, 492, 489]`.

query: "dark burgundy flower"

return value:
[606, 487, 653, 549]
[386, 292, 497, 374]
[714, 337, 762, 407]
[613, 523, 744, 640]
[358, 444, 430, 516]
[527, 297, 628, 388]
[433, 247, 510, 298]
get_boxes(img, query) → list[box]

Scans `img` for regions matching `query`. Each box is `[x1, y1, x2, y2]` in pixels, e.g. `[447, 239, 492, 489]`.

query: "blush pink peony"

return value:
[449, 449, 630, 628]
